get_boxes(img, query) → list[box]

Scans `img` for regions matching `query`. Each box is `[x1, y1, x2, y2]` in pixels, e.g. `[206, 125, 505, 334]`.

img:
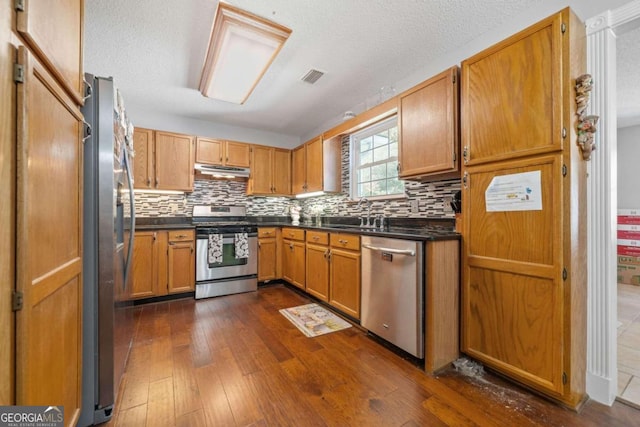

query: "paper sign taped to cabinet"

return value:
[485, 170, 542, 212]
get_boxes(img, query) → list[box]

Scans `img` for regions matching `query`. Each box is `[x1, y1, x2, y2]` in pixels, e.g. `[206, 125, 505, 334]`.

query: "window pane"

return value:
[373, 145, 388, 162]
[389, 126, 398, 143]
[371, 163, 386, 180]
[360, 149, 372, 165]
[373, 133, 388, 148]
[359, 182, 371, 197]
[389, 142, 398, 157]
[388, 178, 404, 194]
[387, 160, 398, 177]
[359, 167, 370, 182]
[360, 137, 372, 152]
[371, 179, 387, 196]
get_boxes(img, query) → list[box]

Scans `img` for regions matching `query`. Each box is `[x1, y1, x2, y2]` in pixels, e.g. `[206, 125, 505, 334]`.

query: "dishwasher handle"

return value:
[362, 243, 415, 256]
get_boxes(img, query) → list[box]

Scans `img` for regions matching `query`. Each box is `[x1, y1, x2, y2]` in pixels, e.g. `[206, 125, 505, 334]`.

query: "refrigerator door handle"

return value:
[123, 151, 135, 290]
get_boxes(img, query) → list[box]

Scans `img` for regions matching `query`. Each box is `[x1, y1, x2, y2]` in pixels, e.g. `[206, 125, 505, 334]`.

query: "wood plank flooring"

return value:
[107, 284, 639, 426]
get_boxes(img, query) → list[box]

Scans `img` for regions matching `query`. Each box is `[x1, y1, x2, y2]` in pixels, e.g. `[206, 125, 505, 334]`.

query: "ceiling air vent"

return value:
[300, 69, 324, 84]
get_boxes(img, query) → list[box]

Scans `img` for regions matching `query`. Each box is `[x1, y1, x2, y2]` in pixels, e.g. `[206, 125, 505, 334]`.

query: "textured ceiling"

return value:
[84, 0, 639, 141]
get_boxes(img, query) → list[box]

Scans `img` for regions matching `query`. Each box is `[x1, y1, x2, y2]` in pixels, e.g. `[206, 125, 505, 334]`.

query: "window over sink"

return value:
[350, 116, 404, 199]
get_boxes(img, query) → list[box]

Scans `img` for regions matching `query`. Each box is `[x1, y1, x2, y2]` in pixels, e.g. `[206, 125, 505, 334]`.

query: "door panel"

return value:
[16, 47, 83, 426]
[305, 137, 323, 192]
[305, 244, 329, 301]
[16, 0, 84, 104]
[462, 14, 562, 165]
[154, 131, 194, 191]
[250, 146, 273, 194]
[168, 241, 194, 294]
[464, 267, 562, 393]
[133, 128, 154, 189]
[272, 148, 291, 195]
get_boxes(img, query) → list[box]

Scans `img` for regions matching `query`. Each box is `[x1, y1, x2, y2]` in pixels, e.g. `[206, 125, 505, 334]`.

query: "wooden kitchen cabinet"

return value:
[292, 136, 341, 195]
[282, 228, 305, 290]
[129, 231, 165, 299]
[128, 229, 194, 299]
[248, 145, 291, 195]
[398, 66, 460, 180]
[305, 231, 330, 301]
[258, 227, 279, 282]
[167, 229, 195, 294]
[460, 8, 586, 408]
[195, 137, 251, 168]
[134, 128, 195, 191]
[329, 233, 361, 319]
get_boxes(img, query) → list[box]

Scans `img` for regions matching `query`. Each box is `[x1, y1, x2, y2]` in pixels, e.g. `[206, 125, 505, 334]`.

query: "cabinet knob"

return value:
[313, 236, 319, 241]
[155, 177, 159, 187]
[289, 243, 294, 250]
[258, 242, 261, 249]
[147, 178, 151, 186]
[153, 232, 157, 242]
[339, 239, 348, 244]
[463, 146, 469, 163]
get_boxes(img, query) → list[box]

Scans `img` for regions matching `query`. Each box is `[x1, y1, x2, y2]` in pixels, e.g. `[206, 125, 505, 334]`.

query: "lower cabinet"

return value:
[167, 230, 195, 294]
[305, 231, 330, 301]
[283, 230, 306, 290]
[128, 228, 194, 300]
[328, 233, 361, 319]
[258, 227, 278, 281]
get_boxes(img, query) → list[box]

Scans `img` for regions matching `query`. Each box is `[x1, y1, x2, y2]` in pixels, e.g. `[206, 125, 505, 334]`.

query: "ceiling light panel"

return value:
[200, 2, 292, 104]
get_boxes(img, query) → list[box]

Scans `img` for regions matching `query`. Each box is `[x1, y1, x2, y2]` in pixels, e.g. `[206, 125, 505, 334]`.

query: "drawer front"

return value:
[168, 229, 194, 242]
[330, 233, 360, 251]
[258, 227, 277, 238]
[282, 227, 305, 241]
[306, 230, 329, 245]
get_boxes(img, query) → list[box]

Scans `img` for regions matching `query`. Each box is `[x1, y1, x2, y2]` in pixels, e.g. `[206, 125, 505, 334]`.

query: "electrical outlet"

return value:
[410, 199, 419, 213]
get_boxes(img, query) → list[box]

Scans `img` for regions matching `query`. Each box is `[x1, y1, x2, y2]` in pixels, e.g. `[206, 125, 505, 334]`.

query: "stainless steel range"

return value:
[192, 205, 257, 299]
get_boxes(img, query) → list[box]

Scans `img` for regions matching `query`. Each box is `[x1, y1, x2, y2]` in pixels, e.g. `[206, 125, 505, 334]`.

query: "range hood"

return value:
[194, 163, 250, 179]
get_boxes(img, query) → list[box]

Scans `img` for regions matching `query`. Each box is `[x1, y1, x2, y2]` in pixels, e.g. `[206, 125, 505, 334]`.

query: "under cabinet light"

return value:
[199, 2, 292, 104]
[295, 191, 325, 199]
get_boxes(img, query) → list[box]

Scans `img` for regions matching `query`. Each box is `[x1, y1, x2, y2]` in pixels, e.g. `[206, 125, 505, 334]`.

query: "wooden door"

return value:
[305, 137, 323, 192]
[195, 137, 223, 165]
[129, 231, 159, 299]
[283, 240, 305, 289]
[399, 66, 459, 179]
[16, 47, 83, 426]
[225, 141, 251, 167]
[292, 145, 306, 193]
[272, 148, 291, 195]
[306, 244, 329, 302]
[463, 155, 564, 394]
[16, 0, 84, 104]
[168, 241, 194, 294]
[250, 145, 273, 194]
[461, 14, 563, 166]
[0, 2, 15, 404]
[133, 127, 154, 189]
[329, 249, 361, 319]
[258, 238, 277, 281]
[154, 131, 194, 191]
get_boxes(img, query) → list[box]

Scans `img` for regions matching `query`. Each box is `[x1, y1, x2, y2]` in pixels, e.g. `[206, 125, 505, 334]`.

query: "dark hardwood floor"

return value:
[107, 284, 639, 426]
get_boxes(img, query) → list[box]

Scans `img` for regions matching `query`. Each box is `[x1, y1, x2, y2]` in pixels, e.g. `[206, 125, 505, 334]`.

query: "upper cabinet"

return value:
[398, 66, 460, 180]
[16, 0, 84, 105]
[134, 128, 195, 192]
[292, 136, 341, 195]
[248, 145, 291, 196]
[196, 137, 250, 168]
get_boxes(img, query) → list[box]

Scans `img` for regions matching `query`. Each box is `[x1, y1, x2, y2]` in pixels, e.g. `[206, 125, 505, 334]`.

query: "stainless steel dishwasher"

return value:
[361, 235, 424, 358]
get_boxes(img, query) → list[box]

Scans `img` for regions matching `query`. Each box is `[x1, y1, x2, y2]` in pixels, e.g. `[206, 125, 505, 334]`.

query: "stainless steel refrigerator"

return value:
[79, 74, 136, 426]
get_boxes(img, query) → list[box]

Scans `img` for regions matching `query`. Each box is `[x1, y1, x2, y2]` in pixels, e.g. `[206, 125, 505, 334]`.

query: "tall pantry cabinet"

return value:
[460, 8, 586, 408]
[1, 0, 85, 425]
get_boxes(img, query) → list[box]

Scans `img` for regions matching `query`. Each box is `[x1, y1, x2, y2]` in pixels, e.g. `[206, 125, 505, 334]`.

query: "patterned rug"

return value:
[280, 303, 352, 337]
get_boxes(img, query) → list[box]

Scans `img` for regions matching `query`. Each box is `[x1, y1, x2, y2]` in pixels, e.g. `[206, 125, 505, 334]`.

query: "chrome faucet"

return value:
[355, 198, 371, 227]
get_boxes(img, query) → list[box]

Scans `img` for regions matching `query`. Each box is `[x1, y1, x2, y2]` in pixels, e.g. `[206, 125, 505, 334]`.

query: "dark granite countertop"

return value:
[134, 215, 460, 241]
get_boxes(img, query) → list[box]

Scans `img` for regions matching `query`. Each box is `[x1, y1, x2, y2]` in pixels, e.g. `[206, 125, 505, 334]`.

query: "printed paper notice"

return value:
[485, 171, 542, 212]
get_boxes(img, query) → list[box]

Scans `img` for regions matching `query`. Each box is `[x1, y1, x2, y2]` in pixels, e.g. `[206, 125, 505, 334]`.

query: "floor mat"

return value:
[279, 303, 352, 337]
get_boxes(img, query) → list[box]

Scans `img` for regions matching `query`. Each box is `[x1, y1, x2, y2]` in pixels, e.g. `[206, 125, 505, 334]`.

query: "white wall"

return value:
[618, 124, 640, 209]
[128, 102, 300, 149]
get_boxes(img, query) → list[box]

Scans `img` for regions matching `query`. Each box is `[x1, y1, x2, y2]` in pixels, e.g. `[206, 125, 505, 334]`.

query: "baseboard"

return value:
[586, 371, 617, 406]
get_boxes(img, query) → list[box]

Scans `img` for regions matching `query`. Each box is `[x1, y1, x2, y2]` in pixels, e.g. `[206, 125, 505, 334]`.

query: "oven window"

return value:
[220, 238, 247, 267]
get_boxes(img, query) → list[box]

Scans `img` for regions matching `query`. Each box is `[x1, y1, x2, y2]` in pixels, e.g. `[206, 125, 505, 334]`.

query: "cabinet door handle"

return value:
[463, 146, 469, 163]
[312, 236, 319, 241]
[226, 156, 229, 162]
[191, 245, 194, 253]
[176, 234, 187, 238]
[258, 242, 261, 249]
[289, 243, 294, 250]
[155, 177, 159, 187]
[147, 178, 151, 186]
[219, 156, 223, 162]
[153, 232, 157, 242]
[168, 242, 174, 246]
[338, 239, 348, 244]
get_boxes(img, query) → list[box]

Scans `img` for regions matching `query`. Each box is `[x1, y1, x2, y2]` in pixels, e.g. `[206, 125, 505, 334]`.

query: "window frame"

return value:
[349, 115, 404, 200]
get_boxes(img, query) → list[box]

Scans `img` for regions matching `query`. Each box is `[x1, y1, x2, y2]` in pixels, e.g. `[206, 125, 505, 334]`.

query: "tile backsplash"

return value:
[134, 137, 460, 218]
